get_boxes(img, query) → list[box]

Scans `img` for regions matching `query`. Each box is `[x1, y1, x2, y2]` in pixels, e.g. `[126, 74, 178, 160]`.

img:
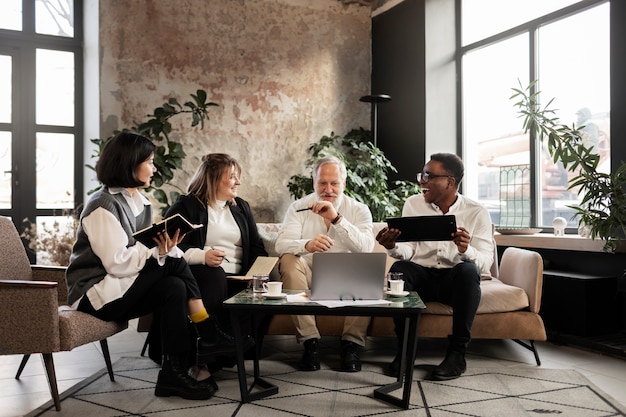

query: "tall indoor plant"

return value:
[511, 81, 626, 253]
[90, 89, 218, 215]
[23, 90, 218, 265]
[287, 128, 420, 222]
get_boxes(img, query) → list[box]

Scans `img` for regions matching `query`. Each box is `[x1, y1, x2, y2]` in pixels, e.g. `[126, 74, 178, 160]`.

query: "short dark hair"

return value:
[96, 132, 156, 188]
[430, 153, 464, 186]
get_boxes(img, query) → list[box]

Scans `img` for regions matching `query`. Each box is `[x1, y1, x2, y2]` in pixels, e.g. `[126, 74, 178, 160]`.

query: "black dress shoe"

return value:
[431, 350, 467, 381]
[388, 352, 401, 377]
[340, 341, 361, 372]
[202, 375, 219, 392]
[300, 338, 321, 371]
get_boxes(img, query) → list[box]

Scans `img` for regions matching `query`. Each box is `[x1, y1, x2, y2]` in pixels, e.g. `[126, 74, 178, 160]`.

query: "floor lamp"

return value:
[360, 94, 391, 147]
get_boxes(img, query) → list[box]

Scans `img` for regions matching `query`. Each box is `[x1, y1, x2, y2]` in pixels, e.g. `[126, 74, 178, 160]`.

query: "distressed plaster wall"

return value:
[99, 0, 372, 222]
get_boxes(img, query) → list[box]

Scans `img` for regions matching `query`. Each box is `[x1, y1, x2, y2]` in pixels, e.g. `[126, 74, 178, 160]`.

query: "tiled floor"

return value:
[2, 319, 626, 417]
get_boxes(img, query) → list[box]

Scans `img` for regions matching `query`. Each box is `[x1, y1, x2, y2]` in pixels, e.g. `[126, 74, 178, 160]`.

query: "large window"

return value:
[461, 0, 610, 230]
[0, 0, 82, 261]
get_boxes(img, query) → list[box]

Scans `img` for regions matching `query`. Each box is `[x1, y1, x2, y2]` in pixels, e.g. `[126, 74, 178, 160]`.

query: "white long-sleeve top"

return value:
[387, 193, 494, 275]
[275, 193, 374, 268]
[79, 188, 181, 310]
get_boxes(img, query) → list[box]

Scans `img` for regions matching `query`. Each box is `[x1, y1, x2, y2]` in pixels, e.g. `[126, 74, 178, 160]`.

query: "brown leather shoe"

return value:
[431, 350, 466, 381]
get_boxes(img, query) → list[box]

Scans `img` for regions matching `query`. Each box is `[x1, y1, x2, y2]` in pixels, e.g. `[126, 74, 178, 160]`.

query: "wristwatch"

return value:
[331, 213, 342, 224]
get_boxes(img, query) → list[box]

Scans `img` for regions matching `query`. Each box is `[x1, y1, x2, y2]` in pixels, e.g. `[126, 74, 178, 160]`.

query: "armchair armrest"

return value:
[0, 280, 61, 353]
[32, 265, 68, 306]
[497, 247, 544, 313]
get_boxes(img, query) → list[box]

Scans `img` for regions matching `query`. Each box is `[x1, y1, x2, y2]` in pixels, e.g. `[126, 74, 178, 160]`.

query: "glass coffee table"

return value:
[223, 289, 426, 409]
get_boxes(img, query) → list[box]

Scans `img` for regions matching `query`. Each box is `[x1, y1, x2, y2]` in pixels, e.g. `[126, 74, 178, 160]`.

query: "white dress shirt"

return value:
[387, 193, 494, 275]
[275, 193, 374, 268]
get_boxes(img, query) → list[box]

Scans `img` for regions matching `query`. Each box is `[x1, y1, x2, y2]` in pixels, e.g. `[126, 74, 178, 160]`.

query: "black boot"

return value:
[300, 338, 321, 371]
[155, 354, 216, 400]
[194, 316, 254, 364]
[430, 350, 466, 381]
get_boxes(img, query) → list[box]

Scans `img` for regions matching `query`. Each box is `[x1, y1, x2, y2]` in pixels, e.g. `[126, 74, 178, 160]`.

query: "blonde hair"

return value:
[187, 153, 241, 208]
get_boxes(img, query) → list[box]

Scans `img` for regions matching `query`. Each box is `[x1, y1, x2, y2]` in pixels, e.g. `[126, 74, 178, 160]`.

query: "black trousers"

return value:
[390, 260, 481, 351]
[192, 264, 257, 344]
[78, 257, 201, 355]
[146, 264, 255, 366]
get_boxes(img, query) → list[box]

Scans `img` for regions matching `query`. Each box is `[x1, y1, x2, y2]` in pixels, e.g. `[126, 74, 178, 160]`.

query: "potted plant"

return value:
[287, 128, 420, 222]
[22, 90, 218, 265]
[511, 81, 626, 253]
[90, 89, 218, 215]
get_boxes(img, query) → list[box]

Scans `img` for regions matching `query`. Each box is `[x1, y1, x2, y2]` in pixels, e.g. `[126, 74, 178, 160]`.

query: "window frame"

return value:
[456, 0, 610, 231]
[0, 0, 84, 234]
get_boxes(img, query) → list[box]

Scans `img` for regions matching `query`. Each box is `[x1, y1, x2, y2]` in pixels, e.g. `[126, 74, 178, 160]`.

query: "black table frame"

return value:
[223, 290, 425, 409]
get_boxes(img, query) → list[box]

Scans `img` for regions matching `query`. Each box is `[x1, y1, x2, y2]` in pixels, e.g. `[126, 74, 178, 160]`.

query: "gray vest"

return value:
[66, 188, 153, 305]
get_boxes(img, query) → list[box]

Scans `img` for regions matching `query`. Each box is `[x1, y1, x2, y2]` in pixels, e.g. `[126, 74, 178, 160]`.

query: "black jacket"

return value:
[165, 194, 267, 273]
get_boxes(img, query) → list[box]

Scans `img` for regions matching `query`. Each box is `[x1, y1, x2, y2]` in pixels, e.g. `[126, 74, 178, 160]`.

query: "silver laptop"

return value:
[309, 252, 387, 301]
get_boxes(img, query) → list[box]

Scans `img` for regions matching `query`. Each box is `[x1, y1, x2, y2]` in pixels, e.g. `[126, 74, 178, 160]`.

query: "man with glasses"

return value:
[376, 153, 494, 380]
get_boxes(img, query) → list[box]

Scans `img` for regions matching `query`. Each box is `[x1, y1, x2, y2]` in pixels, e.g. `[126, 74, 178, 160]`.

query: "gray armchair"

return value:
[0, 216, 128, 411]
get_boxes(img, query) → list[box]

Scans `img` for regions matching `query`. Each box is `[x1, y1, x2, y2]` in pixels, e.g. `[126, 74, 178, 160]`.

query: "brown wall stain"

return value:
[99, 0, 372, 221]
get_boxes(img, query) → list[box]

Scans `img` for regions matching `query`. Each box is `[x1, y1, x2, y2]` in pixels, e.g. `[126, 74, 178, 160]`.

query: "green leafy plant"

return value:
[287, 128, 420, 221]
[89, 89, 218, 215]
[511, 80, 625, 253]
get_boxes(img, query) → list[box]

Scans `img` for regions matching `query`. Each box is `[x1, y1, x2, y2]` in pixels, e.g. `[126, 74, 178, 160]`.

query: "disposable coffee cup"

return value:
[252, 274, 269, 293]
[263, 281, 283, 296]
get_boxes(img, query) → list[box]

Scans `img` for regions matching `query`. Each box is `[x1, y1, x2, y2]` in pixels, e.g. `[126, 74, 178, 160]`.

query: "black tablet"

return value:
[385, 215, 457, 242]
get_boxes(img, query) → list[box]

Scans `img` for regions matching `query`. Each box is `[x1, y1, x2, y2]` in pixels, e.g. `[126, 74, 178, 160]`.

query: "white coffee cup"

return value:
[252, 274, 269, 293]
[387, 272, 404, 294]
[263, 281, 283, 296]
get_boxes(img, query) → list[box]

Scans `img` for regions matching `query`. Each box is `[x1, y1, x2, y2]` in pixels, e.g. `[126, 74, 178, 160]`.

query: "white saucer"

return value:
[261, 293, 287, 299]
[386, 290, 409, 297]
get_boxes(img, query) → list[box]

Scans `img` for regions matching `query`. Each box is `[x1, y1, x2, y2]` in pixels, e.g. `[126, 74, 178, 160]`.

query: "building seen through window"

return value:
[461, 0, 610, 229]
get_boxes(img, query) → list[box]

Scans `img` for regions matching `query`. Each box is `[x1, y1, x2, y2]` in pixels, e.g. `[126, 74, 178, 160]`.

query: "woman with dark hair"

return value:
[66, 132, 234, 400]
[161, 153, 267, 367]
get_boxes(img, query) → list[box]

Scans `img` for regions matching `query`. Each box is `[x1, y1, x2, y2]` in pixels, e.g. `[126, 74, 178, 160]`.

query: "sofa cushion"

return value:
[424, 278, 529, 315]
[257, 224, 281, 257]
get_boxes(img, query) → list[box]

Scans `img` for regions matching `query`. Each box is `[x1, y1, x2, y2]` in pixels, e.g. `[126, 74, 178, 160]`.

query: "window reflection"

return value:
[36, 133, 74, 208]
[0, 55, 11, 123]
[35, 0, 74, 37]
[0, 132, 11, 209]
[36, 49, 74, 126]
[462, 0, 579, 46]
[0, 0, 22, 31]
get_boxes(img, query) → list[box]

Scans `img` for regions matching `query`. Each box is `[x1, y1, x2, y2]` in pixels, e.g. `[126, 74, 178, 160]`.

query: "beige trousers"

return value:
[279, 253, 370, 346]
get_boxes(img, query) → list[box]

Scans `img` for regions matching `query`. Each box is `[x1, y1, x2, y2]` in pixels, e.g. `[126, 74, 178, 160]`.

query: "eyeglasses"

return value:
[416, 172, 454, 183]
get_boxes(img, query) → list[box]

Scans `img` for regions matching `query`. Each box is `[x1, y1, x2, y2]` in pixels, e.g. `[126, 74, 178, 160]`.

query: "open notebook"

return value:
[228, 256, 279, 280]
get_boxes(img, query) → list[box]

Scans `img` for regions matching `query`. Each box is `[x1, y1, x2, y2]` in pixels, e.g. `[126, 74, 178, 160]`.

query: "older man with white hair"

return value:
[276, 156, 374, 373]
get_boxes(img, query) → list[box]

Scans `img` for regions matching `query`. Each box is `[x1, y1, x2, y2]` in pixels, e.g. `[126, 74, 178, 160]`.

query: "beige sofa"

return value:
[256, 223, 547, 365]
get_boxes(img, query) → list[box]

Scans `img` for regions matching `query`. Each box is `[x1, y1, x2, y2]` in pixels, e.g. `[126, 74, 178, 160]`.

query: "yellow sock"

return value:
[189, 309, 209, 323]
